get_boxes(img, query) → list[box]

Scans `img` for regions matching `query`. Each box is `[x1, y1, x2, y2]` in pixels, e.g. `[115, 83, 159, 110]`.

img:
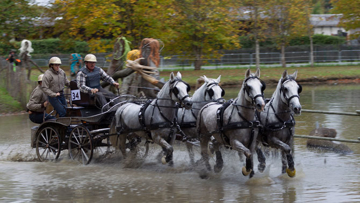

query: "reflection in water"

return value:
[0, 84, 360, 202]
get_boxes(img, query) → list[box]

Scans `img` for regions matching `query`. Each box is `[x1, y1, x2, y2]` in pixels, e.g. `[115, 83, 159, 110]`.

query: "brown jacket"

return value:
[26, 85, 47, 113]
[42, 68, 70, 97]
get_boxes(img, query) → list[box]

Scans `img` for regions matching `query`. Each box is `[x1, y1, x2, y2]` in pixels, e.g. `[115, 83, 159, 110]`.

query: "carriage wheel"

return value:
[68, 125, 93, 165]
[36, 127, 61, 162]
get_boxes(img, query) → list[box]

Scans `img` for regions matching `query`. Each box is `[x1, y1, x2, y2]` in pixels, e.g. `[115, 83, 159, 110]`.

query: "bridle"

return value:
[169, 78, 191, 105]
[243, 76, 266, 105]
[204, 82, 225, 100]
[280, 77, 302, 106]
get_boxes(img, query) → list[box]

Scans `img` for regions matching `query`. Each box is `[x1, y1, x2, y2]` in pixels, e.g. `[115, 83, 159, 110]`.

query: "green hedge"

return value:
[0, 38, 90, 56]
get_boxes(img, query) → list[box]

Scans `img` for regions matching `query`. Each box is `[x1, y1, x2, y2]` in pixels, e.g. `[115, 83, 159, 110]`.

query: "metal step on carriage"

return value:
[30, 81, 150, 165]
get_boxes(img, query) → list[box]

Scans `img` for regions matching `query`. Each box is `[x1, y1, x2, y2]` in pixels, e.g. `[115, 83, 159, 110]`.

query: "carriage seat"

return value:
[69, 81, 96, 107]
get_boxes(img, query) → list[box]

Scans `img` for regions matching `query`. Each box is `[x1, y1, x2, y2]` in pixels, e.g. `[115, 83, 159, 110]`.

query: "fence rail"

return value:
[2, 49, 360, 70]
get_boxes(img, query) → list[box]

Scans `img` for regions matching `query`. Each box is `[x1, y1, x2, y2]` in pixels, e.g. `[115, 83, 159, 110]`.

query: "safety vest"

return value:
[80, 66, 101, 89]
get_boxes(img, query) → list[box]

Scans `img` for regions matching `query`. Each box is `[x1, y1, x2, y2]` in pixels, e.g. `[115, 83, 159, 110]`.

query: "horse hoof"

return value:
[258, 163, 266, 173]
[199, 170, 209, 179]
[161, 156, 167, 164]
[286, 168, 296, 177]
[214, 164, 223, 173]
[242, 166, 252, 176]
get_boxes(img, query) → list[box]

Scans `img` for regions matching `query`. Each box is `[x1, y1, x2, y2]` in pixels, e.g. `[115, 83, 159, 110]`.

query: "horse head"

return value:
[242, 68, 266, 112]
[169, 72, 192, 109]
[202, 75, 225, 102]
[279, 70, 302, 115]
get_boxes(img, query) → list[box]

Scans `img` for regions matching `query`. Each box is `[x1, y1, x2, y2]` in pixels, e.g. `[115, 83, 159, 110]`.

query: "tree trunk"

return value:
[255, 38, 260, 69]
[309, 35, 314, 67]
[194, 58, 202, 70]
[281, 44, 286, 68]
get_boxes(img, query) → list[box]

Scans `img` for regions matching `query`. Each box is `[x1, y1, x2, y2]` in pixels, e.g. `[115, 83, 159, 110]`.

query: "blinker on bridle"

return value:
[280, 77, 302, 106]
[169, 78, 190, 103]
[204, 82, 225, 100]
[243, 76, 266, 104]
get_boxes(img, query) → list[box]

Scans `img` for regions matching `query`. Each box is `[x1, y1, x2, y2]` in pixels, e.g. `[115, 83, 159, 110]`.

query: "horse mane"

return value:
[19, 39, 34, 56]
[156, 77, 174, 97]
[140, 38, 160, 67]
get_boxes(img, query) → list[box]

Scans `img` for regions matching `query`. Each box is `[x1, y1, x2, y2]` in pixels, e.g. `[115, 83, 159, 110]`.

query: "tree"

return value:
[235, 1, 269, 69]
[331, 0, 360, 38]
[53, 0, 171, 53]
[159, 0, 241, 70]
[266, 0, 309, 67]
[0, 0, 39, 45]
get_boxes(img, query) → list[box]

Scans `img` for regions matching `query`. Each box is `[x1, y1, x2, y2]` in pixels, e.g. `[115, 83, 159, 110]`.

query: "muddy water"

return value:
[0, 84, 360, 202]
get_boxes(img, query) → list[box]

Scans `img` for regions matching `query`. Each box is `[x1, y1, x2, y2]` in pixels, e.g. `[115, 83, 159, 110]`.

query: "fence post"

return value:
[338, 50, 342, 63]
[250, 53, 253, 68]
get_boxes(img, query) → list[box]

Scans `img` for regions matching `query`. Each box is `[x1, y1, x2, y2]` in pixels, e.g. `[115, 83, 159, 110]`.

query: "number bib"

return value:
[71, 89, 81, 101]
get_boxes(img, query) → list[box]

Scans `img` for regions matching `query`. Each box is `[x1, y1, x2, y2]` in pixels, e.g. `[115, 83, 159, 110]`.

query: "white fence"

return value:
[2, 49, 360, 70]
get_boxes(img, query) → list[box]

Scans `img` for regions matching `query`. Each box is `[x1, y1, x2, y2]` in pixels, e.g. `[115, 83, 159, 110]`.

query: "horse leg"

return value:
[231, 139, 252, 177]
[152, 134, 173, 166]
[119, 133, 127, 159]
[256, 144, 266, 173]
[270, 137, 296, 177]
[199, 134, 211, 179]
[213, 140, 223, 173]
[186, 142, 195, 166]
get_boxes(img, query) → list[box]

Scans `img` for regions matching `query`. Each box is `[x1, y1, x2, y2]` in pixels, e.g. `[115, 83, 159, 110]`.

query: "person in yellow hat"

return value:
[27, 74, 55, 123]
[42, 57, 70, 117]
[76, 54, 119, 110]
[119, 49, 140, 95]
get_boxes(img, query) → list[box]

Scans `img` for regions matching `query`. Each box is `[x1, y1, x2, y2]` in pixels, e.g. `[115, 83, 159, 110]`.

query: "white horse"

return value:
[109, 72, 192, 165]
[256, 70, 302, 177]
[197, 68, 266, 179]
[177, 75, 224, 165]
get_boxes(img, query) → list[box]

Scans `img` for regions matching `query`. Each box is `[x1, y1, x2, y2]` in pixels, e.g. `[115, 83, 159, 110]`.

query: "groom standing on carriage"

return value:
[76, 54, 119, 110]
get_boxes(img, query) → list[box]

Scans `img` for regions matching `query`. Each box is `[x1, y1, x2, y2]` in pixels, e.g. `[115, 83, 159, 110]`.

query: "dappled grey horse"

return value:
[177, 75, 225, 165]
[109, 72, 192, 165]
[256, 70, 302, 177]
[197, 68, 266, 179]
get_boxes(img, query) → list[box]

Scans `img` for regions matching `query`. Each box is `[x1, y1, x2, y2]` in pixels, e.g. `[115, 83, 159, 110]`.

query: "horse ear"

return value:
[176, 71, 182, 79]
[282, 70, 288, 79]
[291, 70, 298, 79]
[203, 75, 209, 83]
[216, 75, 221, 83]
[245, 68, 251, 78]
[255, 68, 260, 78]
[170, 72, 175, 80]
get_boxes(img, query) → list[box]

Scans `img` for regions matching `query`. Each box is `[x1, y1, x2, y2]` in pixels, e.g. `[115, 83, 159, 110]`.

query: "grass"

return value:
[0, 87, 23, 114]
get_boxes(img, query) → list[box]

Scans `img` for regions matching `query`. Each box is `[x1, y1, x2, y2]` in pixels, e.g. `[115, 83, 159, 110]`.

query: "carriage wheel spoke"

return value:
[81, 148, 89, 163]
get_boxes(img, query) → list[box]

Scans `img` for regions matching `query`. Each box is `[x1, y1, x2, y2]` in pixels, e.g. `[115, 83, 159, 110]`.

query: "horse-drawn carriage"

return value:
[30, 81, 151, 165]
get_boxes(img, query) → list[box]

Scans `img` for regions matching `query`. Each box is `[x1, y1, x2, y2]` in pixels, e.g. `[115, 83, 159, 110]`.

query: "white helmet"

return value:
[38, 74, 44, 82]
[84, 54, 97, 62]
[48, 57, 62, 66]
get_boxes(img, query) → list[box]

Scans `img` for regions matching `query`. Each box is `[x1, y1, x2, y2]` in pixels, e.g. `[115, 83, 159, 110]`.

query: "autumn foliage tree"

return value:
[160, 0, 241, 70]
[331, 0, 360, 38]
[265, 0, 309, 67]
[235, 0, 269, 69]
[53, 0, 171, 53]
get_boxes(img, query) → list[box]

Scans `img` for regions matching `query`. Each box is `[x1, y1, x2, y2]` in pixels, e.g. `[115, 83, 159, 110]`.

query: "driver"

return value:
[76, 54, 119, 110]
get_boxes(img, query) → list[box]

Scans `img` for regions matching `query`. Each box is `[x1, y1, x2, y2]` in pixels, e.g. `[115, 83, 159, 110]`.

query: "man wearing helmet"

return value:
[27, 74, 56, 123]
[42, 57, 70, 117]
[76, 54, 119, 110]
